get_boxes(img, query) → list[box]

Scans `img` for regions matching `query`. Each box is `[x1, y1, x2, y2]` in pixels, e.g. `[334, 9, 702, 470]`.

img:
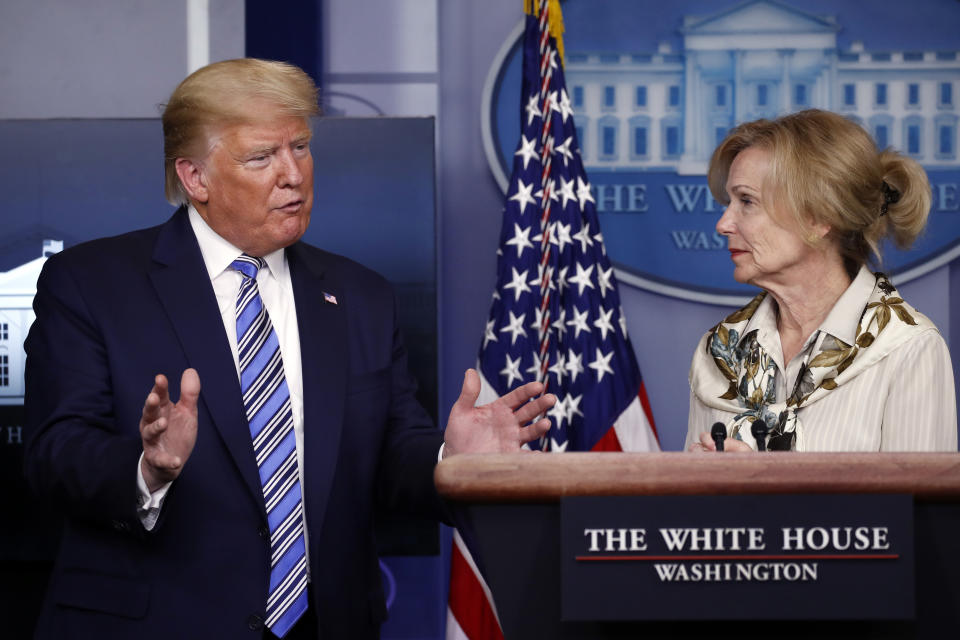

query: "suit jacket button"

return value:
[247, 614, 264, 631]
[258, 525, 270, 539]
[111, 520, 129, 532]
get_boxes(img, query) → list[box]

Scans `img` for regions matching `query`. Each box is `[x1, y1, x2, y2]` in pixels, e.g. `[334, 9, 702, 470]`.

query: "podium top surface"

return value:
[434, 452, 960, 502]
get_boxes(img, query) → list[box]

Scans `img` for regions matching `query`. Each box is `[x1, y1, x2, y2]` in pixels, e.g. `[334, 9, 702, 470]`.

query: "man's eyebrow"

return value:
[241, 144, 278, 157]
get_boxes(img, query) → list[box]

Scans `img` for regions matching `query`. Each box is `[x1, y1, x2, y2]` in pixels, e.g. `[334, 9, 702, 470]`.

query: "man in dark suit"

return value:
[24, 58, 553, 639]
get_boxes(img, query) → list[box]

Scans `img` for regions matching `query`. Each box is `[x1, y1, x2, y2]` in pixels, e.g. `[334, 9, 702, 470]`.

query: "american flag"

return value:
[447, 1, 658, 638]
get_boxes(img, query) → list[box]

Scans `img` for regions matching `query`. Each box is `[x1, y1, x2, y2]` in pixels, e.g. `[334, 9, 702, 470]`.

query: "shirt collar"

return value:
[818, 265, 875, 347]
[187, 205, 287, 282]
[742, 293, 777, 346]
[740, 265, 875, 349]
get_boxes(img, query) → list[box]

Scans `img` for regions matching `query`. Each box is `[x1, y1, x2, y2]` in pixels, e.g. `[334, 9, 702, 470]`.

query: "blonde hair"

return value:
[707, 109, 931, 275]
[161, 58, 320, 205]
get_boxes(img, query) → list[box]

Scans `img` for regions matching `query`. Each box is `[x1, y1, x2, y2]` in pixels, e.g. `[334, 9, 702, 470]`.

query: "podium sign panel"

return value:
[562, 494, 913, 621]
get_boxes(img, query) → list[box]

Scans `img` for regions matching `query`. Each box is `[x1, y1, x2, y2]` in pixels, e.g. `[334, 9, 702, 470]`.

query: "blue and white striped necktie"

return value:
[231, 254, 308, 638]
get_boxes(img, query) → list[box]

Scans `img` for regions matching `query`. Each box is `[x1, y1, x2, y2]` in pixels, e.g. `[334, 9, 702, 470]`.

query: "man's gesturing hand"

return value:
[140, 369, 201, 492]
[442, 368, 555, 458]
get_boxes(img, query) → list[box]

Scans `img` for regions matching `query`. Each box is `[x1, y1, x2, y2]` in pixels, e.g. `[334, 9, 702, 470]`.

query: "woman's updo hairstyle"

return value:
[707, 109, 931, 276]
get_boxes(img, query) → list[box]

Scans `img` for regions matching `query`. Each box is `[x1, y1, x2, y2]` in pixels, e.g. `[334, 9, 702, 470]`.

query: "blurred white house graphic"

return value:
[563, 0, 959, 175]
[0, 240, 63, 405]
[483, 0, 960, 301]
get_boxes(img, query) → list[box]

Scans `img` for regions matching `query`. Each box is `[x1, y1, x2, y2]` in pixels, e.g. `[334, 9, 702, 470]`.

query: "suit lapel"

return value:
[147, 209, 266, 516]
[287, 243, 347, 540]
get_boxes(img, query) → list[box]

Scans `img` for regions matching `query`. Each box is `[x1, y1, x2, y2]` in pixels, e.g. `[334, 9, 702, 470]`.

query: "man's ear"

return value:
[174, 158, 209, 204]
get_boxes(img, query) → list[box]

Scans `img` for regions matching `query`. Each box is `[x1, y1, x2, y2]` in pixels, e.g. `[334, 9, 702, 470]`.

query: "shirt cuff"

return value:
[437, 442, 446, 462]
[137, 452, 172, 531]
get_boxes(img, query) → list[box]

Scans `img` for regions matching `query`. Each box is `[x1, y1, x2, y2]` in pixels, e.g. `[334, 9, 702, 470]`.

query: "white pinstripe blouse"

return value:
[686, 268, 958, 452]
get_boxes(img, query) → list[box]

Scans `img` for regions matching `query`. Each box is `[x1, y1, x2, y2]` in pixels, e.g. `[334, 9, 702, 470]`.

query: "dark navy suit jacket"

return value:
[24, 208, 444, 638]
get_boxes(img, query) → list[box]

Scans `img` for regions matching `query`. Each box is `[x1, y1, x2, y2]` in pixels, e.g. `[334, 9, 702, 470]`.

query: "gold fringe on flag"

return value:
[524, 0, 566, 66]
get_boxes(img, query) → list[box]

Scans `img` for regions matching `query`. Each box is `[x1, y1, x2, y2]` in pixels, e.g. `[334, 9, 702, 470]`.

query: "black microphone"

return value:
[752, 419, 768, 452]
[710, 422, 726, 452]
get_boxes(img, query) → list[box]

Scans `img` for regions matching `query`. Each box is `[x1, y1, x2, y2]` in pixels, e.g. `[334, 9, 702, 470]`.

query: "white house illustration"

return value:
[0, 240, 62, 405]
[565, 0, 960, 174]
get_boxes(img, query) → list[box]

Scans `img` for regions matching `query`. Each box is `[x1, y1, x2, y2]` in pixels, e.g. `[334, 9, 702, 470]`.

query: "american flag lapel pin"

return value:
[323, 291, 338, 305]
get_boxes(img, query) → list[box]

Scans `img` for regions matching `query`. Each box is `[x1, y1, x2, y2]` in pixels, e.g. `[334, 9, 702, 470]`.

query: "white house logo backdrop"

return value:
[0, 240, 62, 407]
[482, 0, 960, 303]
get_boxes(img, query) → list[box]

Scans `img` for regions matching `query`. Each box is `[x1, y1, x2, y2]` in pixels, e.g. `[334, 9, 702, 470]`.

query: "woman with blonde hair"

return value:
[687, 109, 956, 452]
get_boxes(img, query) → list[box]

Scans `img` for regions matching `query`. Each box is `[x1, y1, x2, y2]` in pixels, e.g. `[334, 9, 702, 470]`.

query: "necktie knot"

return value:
[231, 254, 265, 280]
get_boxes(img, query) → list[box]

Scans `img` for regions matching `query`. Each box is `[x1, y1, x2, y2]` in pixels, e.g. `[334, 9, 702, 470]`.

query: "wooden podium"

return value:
[436, 452, 960, 639]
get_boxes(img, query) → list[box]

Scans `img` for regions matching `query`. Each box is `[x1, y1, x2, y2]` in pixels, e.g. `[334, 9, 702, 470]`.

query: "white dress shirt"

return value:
[137, 208, 310, 558]
[687, 267, 958, 451]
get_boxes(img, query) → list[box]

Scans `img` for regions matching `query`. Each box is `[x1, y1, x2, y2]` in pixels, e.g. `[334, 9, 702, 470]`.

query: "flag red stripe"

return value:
[448, 542, 504, 640]
[589, 384, 661, 452]
[590, 425, 622, 451]
[637, 382, 658, 441]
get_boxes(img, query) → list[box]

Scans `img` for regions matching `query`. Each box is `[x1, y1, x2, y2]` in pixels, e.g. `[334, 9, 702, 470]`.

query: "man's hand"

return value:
[442, 368, 556, 458]
[140, 369, 201, 492]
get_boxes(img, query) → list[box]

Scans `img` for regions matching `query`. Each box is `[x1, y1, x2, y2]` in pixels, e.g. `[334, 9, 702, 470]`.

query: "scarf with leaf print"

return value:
[689, 273, 935, 451]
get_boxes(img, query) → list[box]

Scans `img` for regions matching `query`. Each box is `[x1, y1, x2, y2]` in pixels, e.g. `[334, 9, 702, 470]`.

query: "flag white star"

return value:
[588, 347, 615, 382]
[553, 221, 573, 253]
[503, 267, 531, 301]
[593, 307, 615, 340]
[593, 230, 606, 255]
[526, 350, 543, 379]
[514, 134, 538, 170]
[557, 266, 570, 294]
[482, 318, 498, 349]
[558, 88, 574, 122]
[499, 310, 527, 345]
[566, 348, 584, 383]
[525, 93, 541, 126]
[554, 135, 574, 166]
[510, 179, 536, 215]
[505, 223, 534, 258]
[548, 90, 561, 116]
[597, 266, 614, 298]
[549, 350, 567, 384]
[551, 307, 567, 339]
[532, 225, 547, 246]
[500, 353, 523, 388]
[572, 223, 594, 253]
[566, 307, 591, 338]
[534, 178, 558, 205]
[550, 438, 569, 453]
[536, 222, 566, 250]
[528, 263, 555, 294]
[558, 175, 577, 209]
[567, 262, 595, 295]
[530, 306, 547, 337]
[541, 134, 554, 159]
[619, 304, 629, 337]
[566, 394, 584, 425]
[576, 176, 595, 211]
[548, 394, 567, 429]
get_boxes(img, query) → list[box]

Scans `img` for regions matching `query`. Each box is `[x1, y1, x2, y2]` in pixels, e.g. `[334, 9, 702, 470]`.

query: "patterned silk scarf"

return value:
[689, 273, 934, 451]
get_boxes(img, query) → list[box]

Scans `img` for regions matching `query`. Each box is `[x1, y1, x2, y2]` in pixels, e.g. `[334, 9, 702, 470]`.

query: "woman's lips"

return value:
[729, 249, 747, 259]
